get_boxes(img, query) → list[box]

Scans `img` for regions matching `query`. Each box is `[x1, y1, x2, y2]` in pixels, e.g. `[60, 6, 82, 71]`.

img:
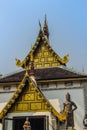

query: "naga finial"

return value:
[39, 20, 41, 28]
[43, 15, 49, 39]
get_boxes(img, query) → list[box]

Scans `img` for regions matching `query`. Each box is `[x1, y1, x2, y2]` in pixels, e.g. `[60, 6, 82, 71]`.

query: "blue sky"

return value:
[0, 0, 87, 75]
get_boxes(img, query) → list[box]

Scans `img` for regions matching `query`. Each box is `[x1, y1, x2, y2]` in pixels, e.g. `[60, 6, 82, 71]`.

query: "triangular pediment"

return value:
[9, 76, 53, 113]
[0, 72, 66, 121]
[16, 21, 69, 69]
[31, 34, 67, 68]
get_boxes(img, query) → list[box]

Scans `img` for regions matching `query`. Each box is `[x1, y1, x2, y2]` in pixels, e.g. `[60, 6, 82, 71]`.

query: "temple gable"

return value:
[0, 71, 66, 122]
[16, 18, 69, 69]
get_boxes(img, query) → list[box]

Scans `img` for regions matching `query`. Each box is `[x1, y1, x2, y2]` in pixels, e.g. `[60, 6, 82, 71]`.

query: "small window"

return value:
[3, 86, 11, 91]
[65, 81, 73, 87]
[41, 83, 49, 88]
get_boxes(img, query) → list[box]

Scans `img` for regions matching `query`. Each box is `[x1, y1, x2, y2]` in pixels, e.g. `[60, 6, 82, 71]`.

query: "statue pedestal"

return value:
[84, 128, 87, 130]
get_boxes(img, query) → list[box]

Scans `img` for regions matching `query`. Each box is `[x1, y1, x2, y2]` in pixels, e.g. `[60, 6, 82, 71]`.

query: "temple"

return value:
[0, 17, 87, 130]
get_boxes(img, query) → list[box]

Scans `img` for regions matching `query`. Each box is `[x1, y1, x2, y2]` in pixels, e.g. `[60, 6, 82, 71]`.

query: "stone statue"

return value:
[63, 93, 77, 129]
[23, 117, 31, 130]
[83, 114, 87, 128]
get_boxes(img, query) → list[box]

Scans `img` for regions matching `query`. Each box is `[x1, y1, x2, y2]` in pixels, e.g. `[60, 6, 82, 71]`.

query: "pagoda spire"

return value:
[43, 15, 49, 39]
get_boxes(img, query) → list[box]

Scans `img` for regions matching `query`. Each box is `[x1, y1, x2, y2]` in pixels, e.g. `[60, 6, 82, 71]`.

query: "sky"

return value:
[0, 0, 87, 75]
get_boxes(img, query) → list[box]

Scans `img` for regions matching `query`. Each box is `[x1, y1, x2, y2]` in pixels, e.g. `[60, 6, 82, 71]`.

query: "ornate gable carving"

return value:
[15, 18, 69, 69]
[34, 40, 61, 68]
[10, 80, 52, 112]
[0, 72, 66, 122]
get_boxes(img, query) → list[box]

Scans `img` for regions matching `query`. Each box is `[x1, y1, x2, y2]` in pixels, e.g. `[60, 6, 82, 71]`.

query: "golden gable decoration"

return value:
[16, 17, 69, 69]
[0, 71, 66, 122]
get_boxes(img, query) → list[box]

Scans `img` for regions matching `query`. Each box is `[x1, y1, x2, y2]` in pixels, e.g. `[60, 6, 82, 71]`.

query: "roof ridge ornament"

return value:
[39, 20, 41, 28]
[43, 15, 49, 39]
[38, 20, 43, 37]
[25, 69, 29, 77]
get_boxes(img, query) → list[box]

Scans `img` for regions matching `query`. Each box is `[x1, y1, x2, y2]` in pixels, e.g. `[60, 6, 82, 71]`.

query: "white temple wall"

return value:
[42, 87, 85, 130]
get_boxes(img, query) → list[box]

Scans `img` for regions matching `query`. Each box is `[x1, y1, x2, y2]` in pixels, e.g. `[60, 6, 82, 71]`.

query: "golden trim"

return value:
[38, 77, 87, 83]
[0, 71, 68, 122]
[0, 71, 29, 118]
[0, 82, 20, 85]
[0, 77, 87, 85]
[15, 22, 69, 69]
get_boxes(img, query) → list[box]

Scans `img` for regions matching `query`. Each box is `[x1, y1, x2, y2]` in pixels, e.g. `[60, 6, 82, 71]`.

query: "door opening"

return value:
[13, 116, 47, 130]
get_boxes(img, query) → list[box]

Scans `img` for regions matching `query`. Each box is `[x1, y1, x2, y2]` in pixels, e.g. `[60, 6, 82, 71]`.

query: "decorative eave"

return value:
[15, 25, 43, 69]
[0, 71, 29, 119]
[15, 19, 69, 69]
[0, 71, 66, 122]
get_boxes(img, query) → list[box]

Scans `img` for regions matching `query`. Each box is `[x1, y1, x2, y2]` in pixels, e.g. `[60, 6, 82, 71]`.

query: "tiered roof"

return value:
[0, 17, 87, 83]
[0, 67, 87, 83]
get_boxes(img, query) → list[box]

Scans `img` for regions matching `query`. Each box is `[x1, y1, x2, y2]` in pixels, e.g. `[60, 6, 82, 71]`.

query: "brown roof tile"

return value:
[0, 67, 87, 83]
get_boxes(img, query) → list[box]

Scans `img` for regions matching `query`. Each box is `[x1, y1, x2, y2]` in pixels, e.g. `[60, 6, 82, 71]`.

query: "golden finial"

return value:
[39, 20, 41, 28]
[44, 14, 47, 25]
[25, 70, 29, 77]
[38, 20, 43, 37]
[43, 15, 49, 39]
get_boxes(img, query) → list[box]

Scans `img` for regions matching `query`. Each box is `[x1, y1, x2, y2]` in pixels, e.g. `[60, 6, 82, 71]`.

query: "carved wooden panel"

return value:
[33, 43, 60, 68]
[30, 103, 42, 110]
[24, 93, 35, 101]
[16, 103, 29, 111]
[10, 80, 51, 113]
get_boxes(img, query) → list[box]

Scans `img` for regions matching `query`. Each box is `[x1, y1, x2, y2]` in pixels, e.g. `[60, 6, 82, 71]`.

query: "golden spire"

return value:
[43, 15, 49, 39]
[38, 20, 43, 37]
